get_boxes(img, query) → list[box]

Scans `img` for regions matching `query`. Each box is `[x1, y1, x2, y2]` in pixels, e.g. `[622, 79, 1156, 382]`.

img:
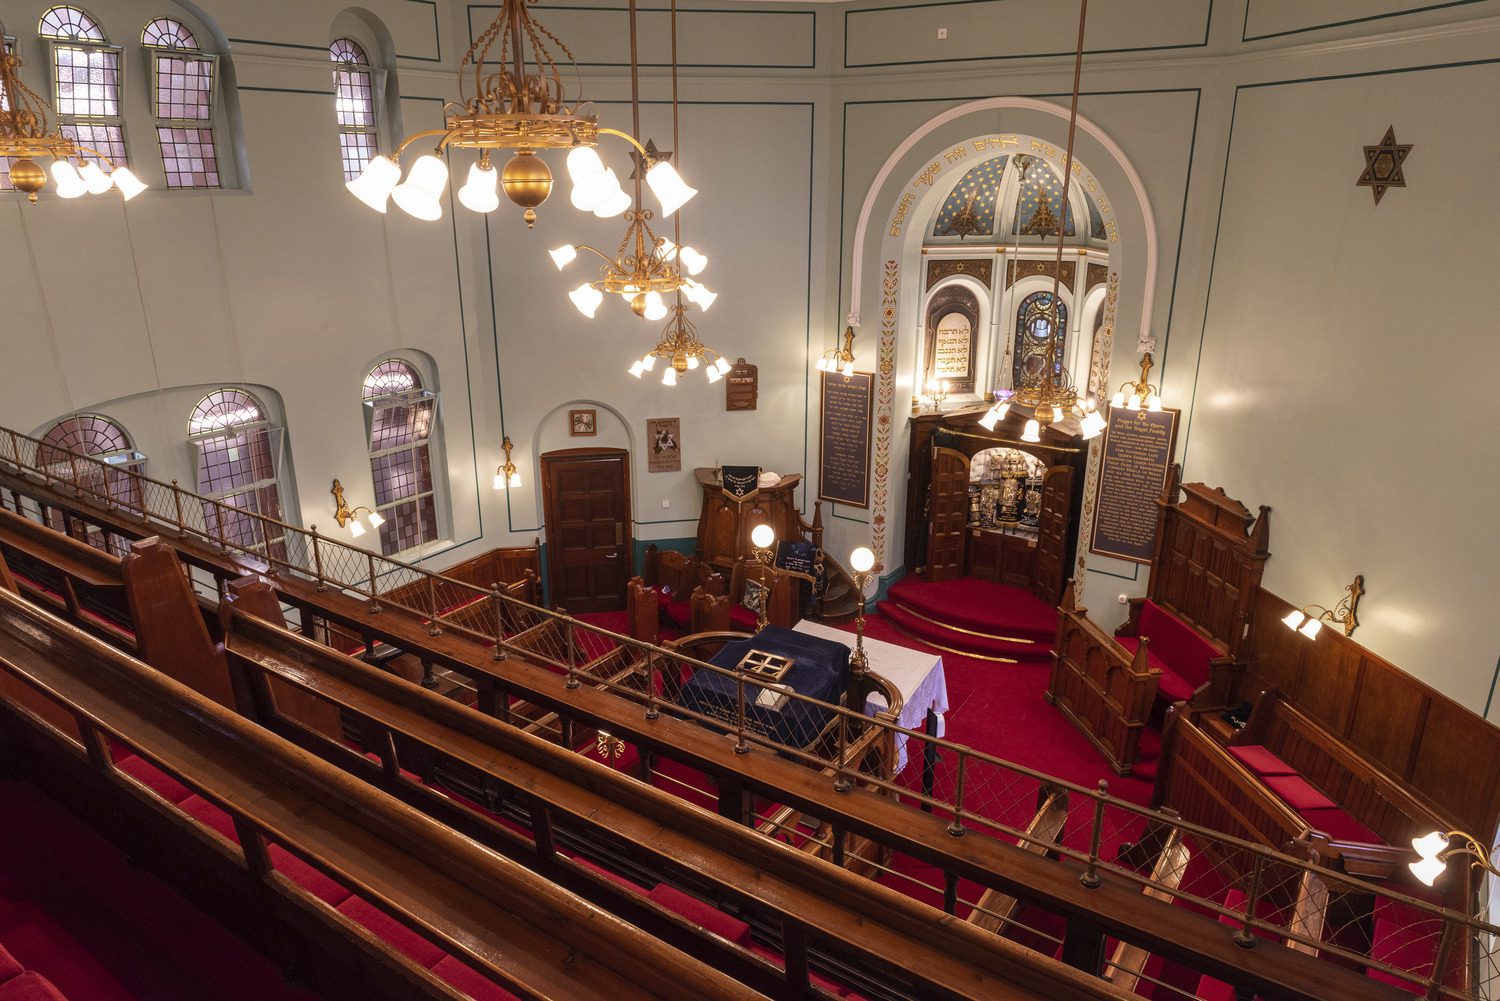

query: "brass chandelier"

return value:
[977, 0, 1104, 444]
[0, 44, 145, 203]
[344, 0, 697, 226]
[556, 0, 719, 337]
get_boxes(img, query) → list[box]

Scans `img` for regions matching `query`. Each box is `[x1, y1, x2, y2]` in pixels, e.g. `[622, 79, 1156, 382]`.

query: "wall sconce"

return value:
[816, 325, 858, 376]
[1281, 574, 1364, 639]
[331, 479, 385, 538]
[493, 436, 523, 490]
[1109, 352, 1164, 413]
[1410, 829, 1499, 887]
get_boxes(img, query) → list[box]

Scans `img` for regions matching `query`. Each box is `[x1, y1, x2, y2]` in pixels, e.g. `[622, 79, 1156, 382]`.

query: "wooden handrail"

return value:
[0, 589, 764, 1001]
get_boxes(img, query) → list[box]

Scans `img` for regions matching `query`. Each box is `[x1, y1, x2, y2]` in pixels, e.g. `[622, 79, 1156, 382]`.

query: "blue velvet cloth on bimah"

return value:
[677, 625, 850, 748]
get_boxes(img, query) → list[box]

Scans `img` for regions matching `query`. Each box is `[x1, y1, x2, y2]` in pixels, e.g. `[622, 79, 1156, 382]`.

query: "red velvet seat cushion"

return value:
[728, 605, 759, 632]
[336, 896, 446, 969]
[431, 956, 522, 1000]
[748, 943, 854, 997]
[115, 754, 195, 805]
[1263, 774, 1337, 813]
[1115, 637, 1196, 702]
[647, 884, 752, 946]
[570, 856, 652, 896]
[663, 600, 693, 629]
[0, 945, 22, 984]
[1227, 744, 1296, 777]
[178, 794, 241, 842]
[268, 844, 353, 907]
[1300, 807, 1383, 845]
[1370, 898, 1442, 994]
[1131, 600, 1221, 690]
[0, 972, 68, 1001]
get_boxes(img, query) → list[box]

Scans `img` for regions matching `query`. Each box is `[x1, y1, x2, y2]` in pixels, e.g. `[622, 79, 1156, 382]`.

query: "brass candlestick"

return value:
[749, 523, 776, 631]
[848, 547, 877, 676]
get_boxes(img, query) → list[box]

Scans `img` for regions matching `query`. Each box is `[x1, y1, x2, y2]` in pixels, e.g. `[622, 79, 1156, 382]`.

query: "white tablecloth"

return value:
[793, 619, 948, 773]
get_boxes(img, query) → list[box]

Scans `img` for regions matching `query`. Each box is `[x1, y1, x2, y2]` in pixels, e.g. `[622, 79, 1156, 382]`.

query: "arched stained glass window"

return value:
[188, 389, 288, 560]
[362, 359, 439, 555]
[37, 414, 145, 554]
[330, 38, 378, 182]
[141, 17, 196, 49]
[38, 7, 128, 172]
[1013, 292, 1067, 387]
[143, 16, 219, 188]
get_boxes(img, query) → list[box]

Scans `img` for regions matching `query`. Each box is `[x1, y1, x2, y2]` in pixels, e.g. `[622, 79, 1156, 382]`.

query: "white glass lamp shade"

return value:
[1126, 395, 1142, 412]
[683, 280, 717, 311]
[629, 359, 645, 378]
[1413, 831, 1450, 861]
[1021, 419, 1042, 443]
[841, 360, 855, 377]
[50, 160, 87, 198]
[815, 357, 828, 371]
[565, 145, 605, 184]
[347, 155, 401, 212]
[111, 165, 148, 201]
[661, 366, 677, 386]
[569, 282, 604, 318]
[977, 407, 1002, 432]
[391, 154, 449, 221]
[750, 523, 775, 550]
[1109, 390, 1126, 409]
[1410, 855, 1448, 887]
[457, 161, 500, 213]
[493, 469, 507, 490]
[850, 546, 875, 574]
[1050, 405, 1064, 423]
[508, 470, 523, 488]
[706, 365, 722, 384]
[679, 246, 708, 276]
[995, 401, 1011, 421]
[549, 244, 578, 270]
[1147, 394, 1164, 412]
[643, 291, 668, 322]
[656, 237, 678, 261]
[1281, 609, 1306, 631]
[685, 355, 699, 370]
[715, 357, 731, 375]
[1081, 410, 1108, 439]
[366, 510, 386, 527]
[646, 160, 698, 216]
[642, 353, 657, 372]
[78, 161, 113, 195]
[591, 170, 631, 218]
[348, 519, 366, 538]
[1299, 616, 1323, 640]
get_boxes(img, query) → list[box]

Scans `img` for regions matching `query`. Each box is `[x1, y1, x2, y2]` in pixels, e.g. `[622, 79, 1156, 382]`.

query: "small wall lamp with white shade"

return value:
[331, 479, 385, 538]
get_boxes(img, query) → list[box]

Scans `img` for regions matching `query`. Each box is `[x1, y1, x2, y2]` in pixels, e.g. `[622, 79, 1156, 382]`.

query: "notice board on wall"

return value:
[1090, 407, 1179, 564]
[818, 371, 873, 508]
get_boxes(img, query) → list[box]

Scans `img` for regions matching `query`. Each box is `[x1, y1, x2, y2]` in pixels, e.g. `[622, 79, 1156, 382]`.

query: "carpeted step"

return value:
[878, 601, 1050, 663]
[887, 576, 1058, 641]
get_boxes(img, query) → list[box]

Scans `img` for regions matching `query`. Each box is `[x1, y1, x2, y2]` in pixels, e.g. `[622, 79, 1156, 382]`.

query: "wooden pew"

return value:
[0, 589, 762, 1001]
[626, 576, 660, 644]
[1104, 826, 1192, 991]
[0, 504, 133, 647]
[967, 783, 1070, 934]
[219, 608, 1127, 1001]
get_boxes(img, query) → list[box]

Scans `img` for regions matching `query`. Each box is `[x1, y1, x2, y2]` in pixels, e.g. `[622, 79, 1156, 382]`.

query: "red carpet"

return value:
[0, 779, 319, 1001]
[877, 576, 1057, 664]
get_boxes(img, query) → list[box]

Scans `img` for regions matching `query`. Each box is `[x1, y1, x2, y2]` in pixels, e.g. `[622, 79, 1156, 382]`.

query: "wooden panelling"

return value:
[1241, 588, 1500, 842]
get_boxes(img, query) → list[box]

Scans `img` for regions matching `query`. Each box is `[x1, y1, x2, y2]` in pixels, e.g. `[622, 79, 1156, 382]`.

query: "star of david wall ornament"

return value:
[1357, 126, 1412, 205]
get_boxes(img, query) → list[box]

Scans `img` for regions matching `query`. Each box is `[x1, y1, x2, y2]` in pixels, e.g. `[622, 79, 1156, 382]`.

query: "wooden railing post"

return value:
[1080, 780, 1108, 888]
[367, 553, 382, 614]
[427, 576, 442, 636]
[1235, 854, 1266, 948]
[171, 479, 186, 534]
[311, 526, 326, 591]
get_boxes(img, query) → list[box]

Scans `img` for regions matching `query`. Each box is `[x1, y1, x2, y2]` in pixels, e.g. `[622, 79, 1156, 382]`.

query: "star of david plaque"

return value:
[1357, 126, 1412, 206]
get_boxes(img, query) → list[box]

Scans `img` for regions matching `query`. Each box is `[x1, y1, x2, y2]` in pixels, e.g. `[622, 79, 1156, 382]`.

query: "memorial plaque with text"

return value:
[1090, 408, 1179, 564]
[725, 358, 758, 411]
[818, 371, 873, 508]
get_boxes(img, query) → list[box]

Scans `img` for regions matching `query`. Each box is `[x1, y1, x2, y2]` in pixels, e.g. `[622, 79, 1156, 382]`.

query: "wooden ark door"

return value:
[541, 449, 631, 613]
[925, 447, 970, 582]
[1032, 465, 1073, 605]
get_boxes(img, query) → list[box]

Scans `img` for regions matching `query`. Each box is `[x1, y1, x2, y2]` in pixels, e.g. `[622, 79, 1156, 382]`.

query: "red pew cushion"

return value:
[1300, 807, 1383, 845]
[432, 956, 522, 1000]
[1132, 600, 1221, 691]
[178, 795, 240, 842]
[647, 884, 752, 946]
[1264, 775, 1337, 813]
[336, 896, 446, 969]
[728, 605, 759, 632]
[1227, 744, 1297, 777]
[115, 754, 195, 805]
[664, 599, 693, 629]
[0, 973, 68, 1001]
[1114, 637, 1195, 702]
[0, 945, 22, 983]
[268, 845, 353, 907]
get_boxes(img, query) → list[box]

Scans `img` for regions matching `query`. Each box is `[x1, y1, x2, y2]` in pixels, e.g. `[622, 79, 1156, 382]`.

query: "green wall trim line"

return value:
[1241, 0, 1490, 43]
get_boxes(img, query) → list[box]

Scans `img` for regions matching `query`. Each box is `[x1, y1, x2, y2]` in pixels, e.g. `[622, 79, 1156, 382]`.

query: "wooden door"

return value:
[1032, 465, 1073, 605]
[541, 449, 631, 613]
[925, 447, 969, 582]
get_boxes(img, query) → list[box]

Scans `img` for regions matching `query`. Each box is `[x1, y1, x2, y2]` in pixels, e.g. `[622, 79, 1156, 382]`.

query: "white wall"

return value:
[2, 0, 1497, 715]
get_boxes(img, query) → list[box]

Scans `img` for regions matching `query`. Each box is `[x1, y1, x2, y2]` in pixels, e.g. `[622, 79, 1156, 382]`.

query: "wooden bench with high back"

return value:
[0, 504, 133, 647]
[1047, 471, 1270, 773]
[966, 783, 1070, 935]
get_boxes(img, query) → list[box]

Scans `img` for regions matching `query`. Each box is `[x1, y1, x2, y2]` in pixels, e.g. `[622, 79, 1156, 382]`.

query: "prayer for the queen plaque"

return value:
[1090, 407, 1179, 564]
[818, 370, 873, 508]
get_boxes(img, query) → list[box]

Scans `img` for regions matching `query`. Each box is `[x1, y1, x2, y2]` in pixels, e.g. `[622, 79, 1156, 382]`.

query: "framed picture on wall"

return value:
[646, 417, 681, 472]
[569, 408, 597, 436]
